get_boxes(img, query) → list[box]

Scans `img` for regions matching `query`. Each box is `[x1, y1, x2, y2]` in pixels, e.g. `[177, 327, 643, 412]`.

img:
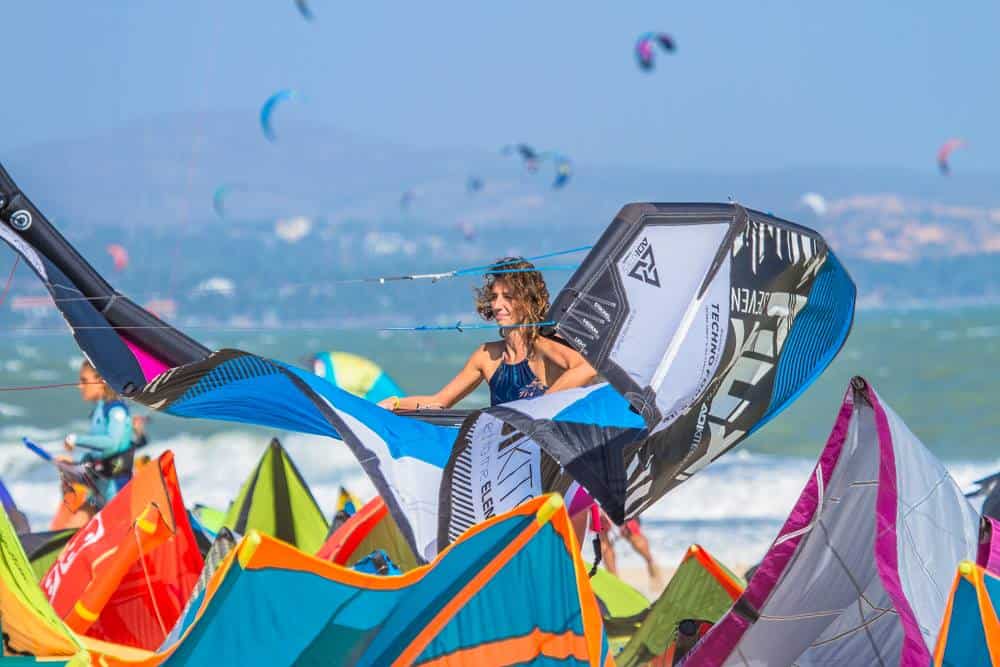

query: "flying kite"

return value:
[502, 144, 541, 173]
[294, 0, 314, 21]
[466, 176, 484, 194]
[212, 185, 234, 219]
[937, 138, 966, 175]
[635, 32, 676, 71]
[547, 154, 573, 189]
[260, 89, 299, 142]
[399, 190, 417, 211]
[105, 244, 128, 271]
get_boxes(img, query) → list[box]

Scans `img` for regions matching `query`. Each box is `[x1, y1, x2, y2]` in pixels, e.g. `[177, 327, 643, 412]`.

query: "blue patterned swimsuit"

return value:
[488, 359, 548, 406]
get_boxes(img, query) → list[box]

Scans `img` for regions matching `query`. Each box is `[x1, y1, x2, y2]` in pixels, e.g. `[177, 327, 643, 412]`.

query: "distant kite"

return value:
[212, 185, 232, 218]
[260, 89, 299, 142]
[937, 138, 966, 175]
[466, 176, 484, 194]
[537, 152, 573, 189]
[106, 244, 129, 271]
[551, 156, 572, 189]
[502, 144, 541, 172]
[294, 0, 314, 21]
[400, 190, 417, 211]
[635, 32, 676, 71]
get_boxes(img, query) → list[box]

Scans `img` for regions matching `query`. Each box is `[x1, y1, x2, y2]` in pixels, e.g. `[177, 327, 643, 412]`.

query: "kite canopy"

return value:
[937, 138, 966, 175]
[0, 476, 30, 534]
[294, 0, 313, 21]
[310, 350, 405, 402]
[159, 528, 238, 651]
[105, 243, 128, 271]
[41, 451, 203, 650]
[614, 544, 743, 667]
[317, 495, 420, 572]
[502, 143, 541, 172]
[222, 438, 329, 554]
[932, 561, 1000, 666]
[538, 152, 573, 189]
[540, 202, 855, 521]
[635, 32, 676, 71]
[154, 495, 610, 666]
[260, 89, 298, 141]
[682, 377, 980, 667]
[0, 503, 84, 659]
[589, 569, 649, 655]
[18, 529, 77, 582]
[979, 516, 1000, 574]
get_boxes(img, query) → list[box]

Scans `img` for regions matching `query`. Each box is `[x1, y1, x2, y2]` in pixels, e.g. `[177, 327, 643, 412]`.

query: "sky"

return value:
[2, 1, 999, 172]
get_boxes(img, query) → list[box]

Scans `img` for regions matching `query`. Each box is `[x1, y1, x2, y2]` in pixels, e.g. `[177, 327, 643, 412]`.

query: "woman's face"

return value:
[490, 279, 522, 326]
[78, 365, 105, 402]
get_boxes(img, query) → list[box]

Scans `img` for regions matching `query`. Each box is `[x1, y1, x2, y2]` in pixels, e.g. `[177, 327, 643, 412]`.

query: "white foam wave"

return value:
[0, 402, 27, 418]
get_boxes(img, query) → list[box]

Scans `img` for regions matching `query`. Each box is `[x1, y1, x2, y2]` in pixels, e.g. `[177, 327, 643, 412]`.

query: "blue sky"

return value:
[2, 1, 998, 171]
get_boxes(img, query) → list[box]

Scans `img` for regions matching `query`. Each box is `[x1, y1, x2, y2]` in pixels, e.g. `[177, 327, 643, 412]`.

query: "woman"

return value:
[57, 360, 135, 506]
[379, 257, 596, 410]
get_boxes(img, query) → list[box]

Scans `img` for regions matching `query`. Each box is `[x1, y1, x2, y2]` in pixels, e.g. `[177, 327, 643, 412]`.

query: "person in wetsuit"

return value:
[57, 360, 135, 506]
[378, 256, 597, 410]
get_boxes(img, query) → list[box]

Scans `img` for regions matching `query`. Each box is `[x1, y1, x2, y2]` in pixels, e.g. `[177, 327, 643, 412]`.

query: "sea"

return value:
[2, 305, 999, 574]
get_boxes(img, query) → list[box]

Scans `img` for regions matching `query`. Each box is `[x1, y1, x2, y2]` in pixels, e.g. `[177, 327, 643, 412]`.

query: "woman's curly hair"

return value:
[474, 257, 550, 347]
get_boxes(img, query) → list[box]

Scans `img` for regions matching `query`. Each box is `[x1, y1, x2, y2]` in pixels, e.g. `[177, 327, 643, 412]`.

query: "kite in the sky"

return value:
[540, 153, 573, 189]
[294, 0, 314, 21]
[260, 89, 299, 142]
[635, 32, 676, 71]
[502, 144, 541, 172]
[105, 244, 128, 271]
[937, 138, 966, 175]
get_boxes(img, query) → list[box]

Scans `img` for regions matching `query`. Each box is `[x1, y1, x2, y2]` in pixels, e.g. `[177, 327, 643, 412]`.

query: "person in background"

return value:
[56, 360, 134, 506]
[600, 514, 662, 583]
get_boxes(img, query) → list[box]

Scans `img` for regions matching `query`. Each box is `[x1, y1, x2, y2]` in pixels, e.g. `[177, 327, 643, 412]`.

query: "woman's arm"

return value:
[380, 347, 486, 410]
[538, 338, 597, 394]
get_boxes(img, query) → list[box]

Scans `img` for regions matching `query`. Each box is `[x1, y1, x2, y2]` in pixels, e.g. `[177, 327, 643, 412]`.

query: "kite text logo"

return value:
[731, 287, 772, 316]
[627, 237, 661, 287]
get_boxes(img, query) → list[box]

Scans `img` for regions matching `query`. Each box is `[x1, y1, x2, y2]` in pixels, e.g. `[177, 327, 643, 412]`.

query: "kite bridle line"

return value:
[15, 245, 590, 306]
[0, 256, 19, 309]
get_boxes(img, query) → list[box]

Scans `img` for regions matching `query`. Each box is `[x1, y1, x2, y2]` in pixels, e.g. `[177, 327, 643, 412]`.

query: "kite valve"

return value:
[238, 530, 263, 568]
[959, 560, 974, 576]
[536, 494, 563, 525]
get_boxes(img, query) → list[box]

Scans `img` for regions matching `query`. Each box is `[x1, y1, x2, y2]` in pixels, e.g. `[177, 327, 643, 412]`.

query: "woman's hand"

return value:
[63, 434, 77, 451]
[377, 396, 401, 411]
